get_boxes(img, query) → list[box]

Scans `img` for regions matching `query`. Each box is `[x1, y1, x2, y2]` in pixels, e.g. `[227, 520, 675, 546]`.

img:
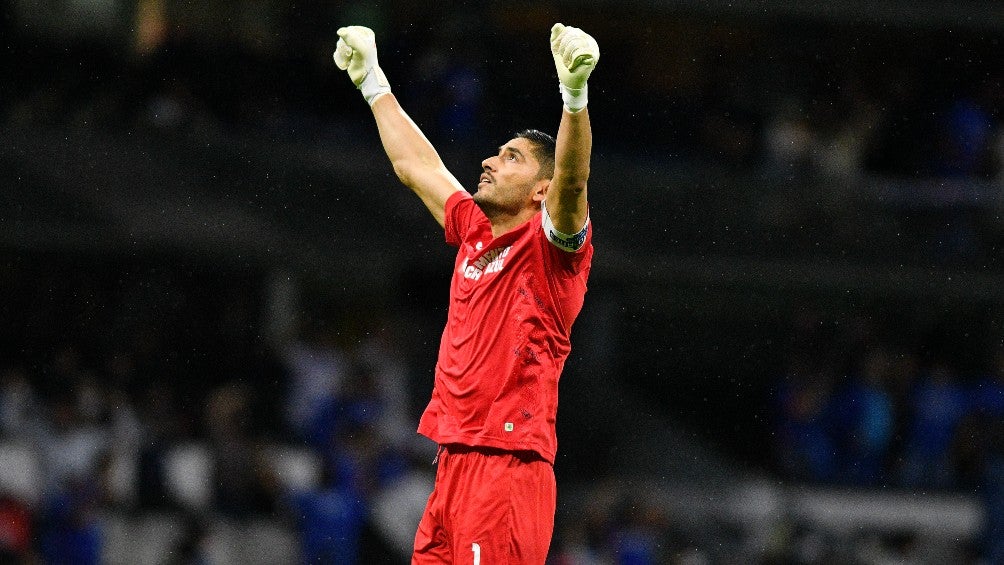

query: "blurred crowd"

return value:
[547, 484, 984, 565]
[0, 258, 1000, 564]
[0, 255, 431, 563]
[769, 307, 1004, 563]
[772, 344, 1004, 491]
[2, 3, 1002, 185]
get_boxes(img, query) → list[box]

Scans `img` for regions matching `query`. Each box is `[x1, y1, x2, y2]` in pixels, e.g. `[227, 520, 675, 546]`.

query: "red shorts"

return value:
[412, 444, 556, 565]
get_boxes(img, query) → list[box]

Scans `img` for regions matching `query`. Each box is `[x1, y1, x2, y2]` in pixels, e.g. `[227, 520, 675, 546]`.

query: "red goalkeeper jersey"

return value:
[417, 191, 593, 464]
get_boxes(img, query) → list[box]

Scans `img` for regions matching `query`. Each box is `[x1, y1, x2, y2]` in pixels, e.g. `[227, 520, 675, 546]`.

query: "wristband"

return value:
[360, 66, 391, 105]
[559, 83, 588, 113]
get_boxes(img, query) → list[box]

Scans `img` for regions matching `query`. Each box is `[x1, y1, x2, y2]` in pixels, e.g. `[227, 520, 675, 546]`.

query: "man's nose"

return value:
[482, 157, 497, 171]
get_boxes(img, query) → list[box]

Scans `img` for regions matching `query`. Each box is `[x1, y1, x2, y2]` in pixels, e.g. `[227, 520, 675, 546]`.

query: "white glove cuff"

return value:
[559, 83, 588, 113]
[360, 66, 391, 105]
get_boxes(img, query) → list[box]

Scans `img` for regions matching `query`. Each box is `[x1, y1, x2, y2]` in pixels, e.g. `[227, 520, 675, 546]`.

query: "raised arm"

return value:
[334, 26, 464, 228]
[545, 24, 599, 236]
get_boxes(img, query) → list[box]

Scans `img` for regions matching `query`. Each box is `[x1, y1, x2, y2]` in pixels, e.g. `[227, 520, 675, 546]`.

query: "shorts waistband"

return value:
[441, 443, 546, 463]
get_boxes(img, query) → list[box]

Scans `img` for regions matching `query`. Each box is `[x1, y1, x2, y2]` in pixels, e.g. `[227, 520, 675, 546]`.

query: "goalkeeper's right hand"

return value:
[334, 25, 390, 105]
[550, 23, 600, 113]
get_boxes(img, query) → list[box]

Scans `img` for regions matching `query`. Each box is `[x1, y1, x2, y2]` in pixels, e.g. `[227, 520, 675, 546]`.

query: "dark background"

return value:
[2, 0, 1003, 563]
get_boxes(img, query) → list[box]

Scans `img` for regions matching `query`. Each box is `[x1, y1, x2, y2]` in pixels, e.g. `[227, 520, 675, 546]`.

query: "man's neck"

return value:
[487, 207, 538, 239]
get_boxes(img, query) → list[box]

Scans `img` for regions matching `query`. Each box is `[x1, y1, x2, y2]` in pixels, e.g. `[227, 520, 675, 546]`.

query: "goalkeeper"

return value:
[334, 22, 599, 563]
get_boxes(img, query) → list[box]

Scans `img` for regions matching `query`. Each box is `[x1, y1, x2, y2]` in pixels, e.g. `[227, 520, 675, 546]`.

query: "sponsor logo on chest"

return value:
[459, 245, 512, 281]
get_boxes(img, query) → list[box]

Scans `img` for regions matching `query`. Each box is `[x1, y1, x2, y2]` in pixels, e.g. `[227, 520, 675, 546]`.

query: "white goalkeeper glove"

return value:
[550, 23, 599, 113]
[333, 25, 391, 105]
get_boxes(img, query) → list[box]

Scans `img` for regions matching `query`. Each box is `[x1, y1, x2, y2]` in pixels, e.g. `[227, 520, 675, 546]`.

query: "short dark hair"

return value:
[514, 129, 556, 180]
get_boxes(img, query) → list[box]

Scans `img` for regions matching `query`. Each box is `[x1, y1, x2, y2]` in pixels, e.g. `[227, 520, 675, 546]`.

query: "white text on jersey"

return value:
[460, 246, 512, 280]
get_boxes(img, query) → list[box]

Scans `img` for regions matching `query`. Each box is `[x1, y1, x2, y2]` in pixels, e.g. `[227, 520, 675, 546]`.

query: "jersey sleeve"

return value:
[444, 191, 477, 247]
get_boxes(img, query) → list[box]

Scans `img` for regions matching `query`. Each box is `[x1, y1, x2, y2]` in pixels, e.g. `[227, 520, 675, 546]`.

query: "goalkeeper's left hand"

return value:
[334, 25, 391, 105]
[550, 23, 600, 112]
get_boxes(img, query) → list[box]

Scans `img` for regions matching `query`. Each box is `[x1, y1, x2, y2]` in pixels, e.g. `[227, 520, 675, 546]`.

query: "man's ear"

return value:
[532, 179, 550, 203]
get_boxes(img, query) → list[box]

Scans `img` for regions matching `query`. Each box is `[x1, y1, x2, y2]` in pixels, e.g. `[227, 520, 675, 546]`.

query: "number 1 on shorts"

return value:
[472, 542, 481, 565]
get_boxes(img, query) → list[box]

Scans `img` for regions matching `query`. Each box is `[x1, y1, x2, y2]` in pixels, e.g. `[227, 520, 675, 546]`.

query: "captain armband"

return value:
[541, 201, 589, 252]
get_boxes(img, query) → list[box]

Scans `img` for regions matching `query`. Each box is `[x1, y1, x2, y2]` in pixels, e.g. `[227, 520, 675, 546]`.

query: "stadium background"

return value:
[2, 0, 1003, 563]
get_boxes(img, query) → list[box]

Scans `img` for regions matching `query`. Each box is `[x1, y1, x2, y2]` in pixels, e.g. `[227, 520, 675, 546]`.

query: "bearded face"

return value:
[473, 137, 548, 217]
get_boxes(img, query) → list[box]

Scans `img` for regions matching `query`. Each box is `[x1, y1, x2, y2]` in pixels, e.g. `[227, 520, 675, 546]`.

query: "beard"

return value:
[473, 180, 533, 219]
[472, 189, 509, 218]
